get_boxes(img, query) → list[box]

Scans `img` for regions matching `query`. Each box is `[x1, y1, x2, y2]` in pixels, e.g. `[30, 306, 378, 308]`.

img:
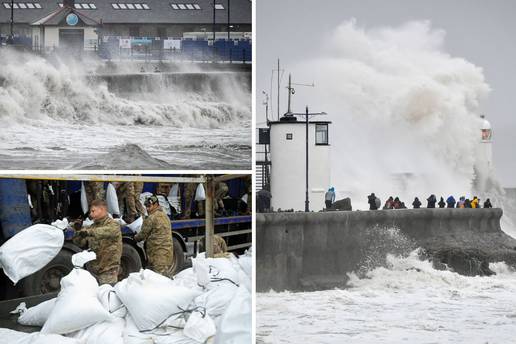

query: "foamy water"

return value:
[0, 51, 251, 169]
[257, 250, 516, 344]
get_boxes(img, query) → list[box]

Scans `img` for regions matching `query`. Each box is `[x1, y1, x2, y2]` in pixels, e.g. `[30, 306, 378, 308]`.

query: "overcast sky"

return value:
[257, 0, 516, 187]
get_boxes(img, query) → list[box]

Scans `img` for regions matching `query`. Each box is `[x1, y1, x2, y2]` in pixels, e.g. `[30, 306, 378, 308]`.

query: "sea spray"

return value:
[291, 20, 490, 204]
[0, 50, 250, 128]
[258, 251, 516, 343]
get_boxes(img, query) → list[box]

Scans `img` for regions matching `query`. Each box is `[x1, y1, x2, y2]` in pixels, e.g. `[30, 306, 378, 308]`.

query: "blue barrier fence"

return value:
[99, 37, 252, 63]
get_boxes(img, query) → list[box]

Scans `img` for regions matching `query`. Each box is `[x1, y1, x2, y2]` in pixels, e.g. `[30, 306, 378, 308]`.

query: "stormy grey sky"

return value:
[256, 0, 516, 187]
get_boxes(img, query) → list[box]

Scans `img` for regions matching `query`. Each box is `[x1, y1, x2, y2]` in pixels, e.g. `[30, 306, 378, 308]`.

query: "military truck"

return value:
[0, 175, 252, 300]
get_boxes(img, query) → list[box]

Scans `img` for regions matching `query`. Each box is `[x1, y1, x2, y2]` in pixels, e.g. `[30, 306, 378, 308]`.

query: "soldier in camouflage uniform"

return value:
[73, 199, 122, 285]
[116, 182, 145, 223]
[84, 182, 105, 206]
[214, 182, 229, 215]
[182, 182, 198, 219]
[134, 195, 173, 276]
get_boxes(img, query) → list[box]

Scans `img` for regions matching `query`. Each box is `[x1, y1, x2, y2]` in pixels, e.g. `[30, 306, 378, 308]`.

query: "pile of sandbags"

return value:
[3, 250, 252, 344]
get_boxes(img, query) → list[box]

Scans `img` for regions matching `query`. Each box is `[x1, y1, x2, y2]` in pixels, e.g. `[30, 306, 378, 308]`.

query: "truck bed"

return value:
[0, 293, 56, 332]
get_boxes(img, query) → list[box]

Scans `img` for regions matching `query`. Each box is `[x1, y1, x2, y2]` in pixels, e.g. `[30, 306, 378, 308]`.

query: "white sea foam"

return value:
[257, 250, 516, 343]
[0, 50, 251, 169]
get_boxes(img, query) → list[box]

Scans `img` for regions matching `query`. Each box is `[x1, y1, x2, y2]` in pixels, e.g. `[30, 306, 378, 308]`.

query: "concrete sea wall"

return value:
[257, 209, 516, 291]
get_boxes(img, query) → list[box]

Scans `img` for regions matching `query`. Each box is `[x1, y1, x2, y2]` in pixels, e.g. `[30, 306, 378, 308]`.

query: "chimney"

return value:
[63, 0, 75, 8]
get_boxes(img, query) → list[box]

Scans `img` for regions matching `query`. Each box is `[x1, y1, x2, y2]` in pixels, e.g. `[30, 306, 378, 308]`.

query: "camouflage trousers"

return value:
[85, 182, 105, 205]
[183, 183, 197, 218]
[93, 267, 119, 285]
[117, 182, 144, 223]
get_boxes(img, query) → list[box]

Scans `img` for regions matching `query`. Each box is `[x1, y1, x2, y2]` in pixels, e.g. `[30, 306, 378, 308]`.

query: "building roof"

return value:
[0, 0, 251, 25]
[31, 5, 98, 25]
[268, 120, 332, 125]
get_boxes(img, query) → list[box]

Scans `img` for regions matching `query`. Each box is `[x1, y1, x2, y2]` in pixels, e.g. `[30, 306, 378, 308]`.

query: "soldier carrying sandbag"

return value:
[73, 199, 123, 285]
[134, 195, 174, 277]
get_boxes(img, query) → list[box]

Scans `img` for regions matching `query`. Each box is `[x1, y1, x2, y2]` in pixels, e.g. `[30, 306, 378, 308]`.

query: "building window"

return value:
[89, 3, 96, 8]
[315, 124, 328, 145]
[214, 3, 224, 9]
[286, 133, 293, 140]
[193, 3, 200, 9]
[110, 1, 149, 9]
[26, 2, 34, 7]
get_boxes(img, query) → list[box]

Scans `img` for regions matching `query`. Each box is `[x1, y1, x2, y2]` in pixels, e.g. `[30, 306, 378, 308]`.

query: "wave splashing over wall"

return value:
[0, 51, 249, 127]
[294, 20, 490, 203]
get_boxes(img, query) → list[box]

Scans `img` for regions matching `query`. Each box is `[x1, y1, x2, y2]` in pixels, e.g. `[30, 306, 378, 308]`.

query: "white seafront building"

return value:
[267, 114, 331, 212]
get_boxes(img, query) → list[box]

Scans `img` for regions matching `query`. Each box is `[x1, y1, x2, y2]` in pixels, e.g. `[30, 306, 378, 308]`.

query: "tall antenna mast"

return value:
[277, 59, 280, 120]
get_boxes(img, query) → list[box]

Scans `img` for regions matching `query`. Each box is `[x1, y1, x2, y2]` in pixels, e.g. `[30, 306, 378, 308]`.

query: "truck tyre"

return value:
[21, 249, 74, 296]
[119, 242, 142, 281]
[171, 237, 185, 275]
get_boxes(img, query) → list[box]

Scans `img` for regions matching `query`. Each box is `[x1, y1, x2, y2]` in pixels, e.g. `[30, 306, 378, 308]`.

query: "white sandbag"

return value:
[81, 182, 88, 214]
[168, 184, 181, 212]
[151, 331, 199, 344]
[194, 284, 237, 318]
[123, 314, 154, 344]
[82, 218, 94, 227]
[192, 257, 239, 289]
[51, 218, 69, 230]
[194, 184, 205, 201]
[106, 183, 120, 216]
[171, 268, 200, 291]
[97, 284, 127, 318]
[157, 195, 172, 216]
[42, 268, 110, 334]
[71, 250, 96, 268]
[183, 311, 216, 343]
[238, 255, 252, 279]
[127, 216, 143, 234]
[68, 317, 125, 344]
[0, 224, 64, 284]
[59, 267, 99, 292]
[114, 269, 201, 331]
[0, 328, 30, 342]
[17, 298, 57, 327]
[214, 286, 251, 344]
[16, 332, 83, 344]
[238, 269, 251, 293]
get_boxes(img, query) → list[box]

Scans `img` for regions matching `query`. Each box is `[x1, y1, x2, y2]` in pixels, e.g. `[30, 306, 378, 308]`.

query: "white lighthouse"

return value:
[268, 114, 331, 211]
[474, 115, 495, 193]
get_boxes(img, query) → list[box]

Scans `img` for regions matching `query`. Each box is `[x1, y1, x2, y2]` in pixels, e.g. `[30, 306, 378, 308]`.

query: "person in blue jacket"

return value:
[446, 195, 456, 208]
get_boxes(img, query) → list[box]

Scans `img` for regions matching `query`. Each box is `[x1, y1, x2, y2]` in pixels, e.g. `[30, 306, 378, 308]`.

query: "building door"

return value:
[59, 29, 84, 54]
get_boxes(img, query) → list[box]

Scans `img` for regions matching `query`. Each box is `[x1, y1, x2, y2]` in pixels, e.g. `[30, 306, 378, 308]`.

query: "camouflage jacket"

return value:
[134, 207, 173, 263]
[73, 216, 122, 274]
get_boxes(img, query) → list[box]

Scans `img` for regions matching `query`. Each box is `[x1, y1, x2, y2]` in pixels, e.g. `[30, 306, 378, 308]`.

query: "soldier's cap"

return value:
[144, 195, 159, 206]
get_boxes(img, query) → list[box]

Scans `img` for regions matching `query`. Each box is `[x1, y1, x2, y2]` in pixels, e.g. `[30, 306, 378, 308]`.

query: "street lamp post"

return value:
[227, 0, 230, 41]
[9, 0, 14, 43]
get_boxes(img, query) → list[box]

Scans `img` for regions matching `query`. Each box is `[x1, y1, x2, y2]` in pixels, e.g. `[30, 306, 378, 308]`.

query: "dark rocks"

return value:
[330, 198, 352, 211]
[431, 248, 495, 276]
